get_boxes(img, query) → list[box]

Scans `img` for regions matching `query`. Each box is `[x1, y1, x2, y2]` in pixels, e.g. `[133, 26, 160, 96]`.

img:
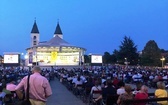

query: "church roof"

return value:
[34, 35, 74, 47]
[47, 35, 72, 46]
[31, 20, 39, 33]
[54, 22, 62, 34]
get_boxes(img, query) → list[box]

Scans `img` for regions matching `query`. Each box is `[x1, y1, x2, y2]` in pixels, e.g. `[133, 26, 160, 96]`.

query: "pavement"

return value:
[46, 79, 86, 105]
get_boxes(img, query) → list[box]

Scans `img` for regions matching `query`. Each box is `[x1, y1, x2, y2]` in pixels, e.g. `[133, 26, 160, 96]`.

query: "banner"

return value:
[51, 52, 57, 63]
[29, 52, 33, 63]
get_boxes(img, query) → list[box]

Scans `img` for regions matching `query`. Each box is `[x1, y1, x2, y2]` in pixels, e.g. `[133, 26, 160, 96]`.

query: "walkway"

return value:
[47, 79, 86, 105]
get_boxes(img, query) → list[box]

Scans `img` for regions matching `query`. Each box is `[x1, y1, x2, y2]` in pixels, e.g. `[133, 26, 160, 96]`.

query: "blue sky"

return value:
[0, 0, 168, 55]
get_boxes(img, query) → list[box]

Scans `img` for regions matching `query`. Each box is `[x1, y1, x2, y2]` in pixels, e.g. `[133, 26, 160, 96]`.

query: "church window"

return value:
[33, 36, 37, 40]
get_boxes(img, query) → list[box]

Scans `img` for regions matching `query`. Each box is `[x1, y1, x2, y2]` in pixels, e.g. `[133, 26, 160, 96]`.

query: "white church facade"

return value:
[26, 20, 86, 66]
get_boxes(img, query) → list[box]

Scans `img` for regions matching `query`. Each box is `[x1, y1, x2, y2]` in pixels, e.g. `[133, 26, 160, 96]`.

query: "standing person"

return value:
[15, 66, 52, 105]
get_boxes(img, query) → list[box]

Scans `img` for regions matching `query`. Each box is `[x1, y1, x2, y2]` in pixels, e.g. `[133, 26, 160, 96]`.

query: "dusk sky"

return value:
[0, 0, 168, 55]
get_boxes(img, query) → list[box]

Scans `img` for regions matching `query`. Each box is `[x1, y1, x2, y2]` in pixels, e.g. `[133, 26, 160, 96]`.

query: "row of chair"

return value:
[60, 77, 118, 105]
[62, 79, 159, 105]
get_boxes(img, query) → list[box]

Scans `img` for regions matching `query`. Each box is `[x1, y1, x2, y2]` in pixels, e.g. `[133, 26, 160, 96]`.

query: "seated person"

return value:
[134, 85, 148, 105]
[74, 76, 83, 95]
[74, 76, 83, 88]
[0, 86, 6, 105]
[117, 85, 134, 105]
[85, 77, 94, 96]
[117, 81, 125, 95]
[6, 79, 17, 92]
[113, 77, 119, 88]
[2, 83, 11, 95]
[90, 79, 102, 99]
[132, 81, 142, 95]
[95, 79, 117, 105]
[155, 81, 168, 105]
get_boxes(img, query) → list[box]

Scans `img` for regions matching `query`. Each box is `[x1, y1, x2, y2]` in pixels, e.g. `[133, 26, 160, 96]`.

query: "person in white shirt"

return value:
[132, 73, 139, 83]
[117, 81, 125, 95]
[72, 76, 77, 84]
[74, 76, 83, 88]
[149, 75, 154, 80]
[90, 79, 102, 99]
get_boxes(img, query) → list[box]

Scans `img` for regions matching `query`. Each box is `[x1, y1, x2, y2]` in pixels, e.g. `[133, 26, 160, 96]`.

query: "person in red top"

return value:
[134, 85, 148, 105]
[113, 77, 119, 88]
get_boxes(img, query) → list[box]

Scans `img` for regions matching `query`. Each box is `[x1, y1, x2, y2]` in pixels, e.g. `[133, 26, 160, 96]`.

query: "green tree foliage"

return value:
[103, 52, 111, 64]
[111, 49, 118, 63]
[160, 49, 168, 53]
[141, 40, 161, 66]
[84, 55, 90, 63]
[101, 51, 118, 64]
[160, 49, 168, 65]
[117, 36, 139, 65]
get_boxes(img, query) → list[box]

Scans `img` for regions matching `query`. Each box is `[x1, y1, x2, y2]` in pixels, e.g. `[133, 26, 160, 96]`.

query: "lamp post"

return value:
[124, 58, 128, 64]
[125, 58, 127, 61]
[124, 58, 130, 69]
[89, 53, 92, 69]
[35, 52, 37, 66]
[160, 56, 165, 68]
[21, 53, 29, 66]
[124, 58, 127, 68]
[33, 47, 38, 66]
[20, 53, 25, 66]
[24, 54, 28, 66]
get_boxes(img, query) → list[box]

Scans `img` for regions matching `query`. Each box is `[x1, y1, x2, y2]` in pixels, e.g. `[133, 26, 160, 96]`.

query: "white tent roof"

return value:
[33, 35, 85, 50]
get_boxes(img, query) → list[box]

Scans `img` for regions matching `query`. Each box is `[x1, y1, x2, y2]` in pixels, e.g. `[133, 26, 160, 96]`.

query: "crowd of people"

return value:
[55, 65, 168, 105]
[0, 66, 52, 105]
[0, 65, 168, 105]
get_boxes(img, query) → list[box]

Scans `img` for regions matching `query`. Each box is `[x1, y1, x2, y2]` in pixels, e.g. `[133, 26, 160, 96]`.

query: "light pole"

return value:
[124, 58, 127, 68]
[125, 58, 127, 61]
[33, 47, 38, 66]
[35, 52, 37, 66]
[160, 56, 165, 68]
[24, 54, 28, 66]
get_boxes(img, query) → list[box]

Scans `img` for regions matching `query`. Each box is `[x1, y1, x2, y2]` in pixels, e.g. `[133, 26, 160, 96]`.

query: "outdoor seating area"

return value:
[55, 66, 168, 105]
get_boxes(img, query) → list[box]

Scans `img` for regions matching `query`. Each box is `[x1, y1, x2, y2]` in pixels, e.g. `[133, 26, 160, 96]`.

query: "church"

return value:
[25, 20, 86, 66]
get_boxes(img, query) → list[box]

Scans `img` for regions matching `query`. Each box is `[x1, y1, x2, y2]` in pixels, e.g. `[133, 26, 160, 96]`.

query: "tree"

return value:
[160, 49, 168, 65]
[111, 49, 118, 63]
[84, 55, 90, 63]
[103, 52, 111, 64]
[117, 36, 139, 65]
[141, 40, 161, 66]
[160, 49, 168, 53]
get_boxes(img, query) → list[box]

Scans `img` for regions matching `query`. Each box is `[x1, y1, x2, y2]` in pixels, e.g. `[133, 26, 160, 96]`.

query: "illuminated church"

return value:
[26, 20, 86, 66]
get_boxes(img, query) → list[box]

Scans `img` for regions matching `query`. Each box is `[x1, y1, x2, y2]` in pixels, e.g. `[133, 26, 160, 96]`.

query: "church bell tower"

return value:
[30, 20, 40, 47]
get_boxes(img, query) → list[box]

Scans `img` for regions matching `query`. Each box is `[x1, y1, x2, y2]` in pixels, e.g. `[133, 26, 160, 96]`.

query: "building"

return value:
[26, 20, 86, 66]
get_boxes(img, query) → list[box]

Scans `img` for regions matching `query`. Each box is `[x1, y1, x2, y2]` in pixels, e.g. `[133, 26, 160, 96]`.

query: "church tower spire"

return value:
[54, 20, 63, 39]
[31, 19, 40, 47]
[31, 19, 39, 33]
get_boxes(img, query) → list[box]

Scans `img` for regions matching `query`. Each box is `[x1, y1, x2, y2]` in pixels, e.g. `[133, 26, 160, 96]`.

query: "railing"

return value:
[124, 97, 168, 104]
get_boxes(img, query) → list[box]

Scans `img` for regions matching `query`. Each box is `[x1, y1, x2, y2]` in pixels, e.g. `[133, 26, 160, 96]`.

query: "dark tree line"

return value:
[84, 36, 167, 67]
[141, 40, 161, 66]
